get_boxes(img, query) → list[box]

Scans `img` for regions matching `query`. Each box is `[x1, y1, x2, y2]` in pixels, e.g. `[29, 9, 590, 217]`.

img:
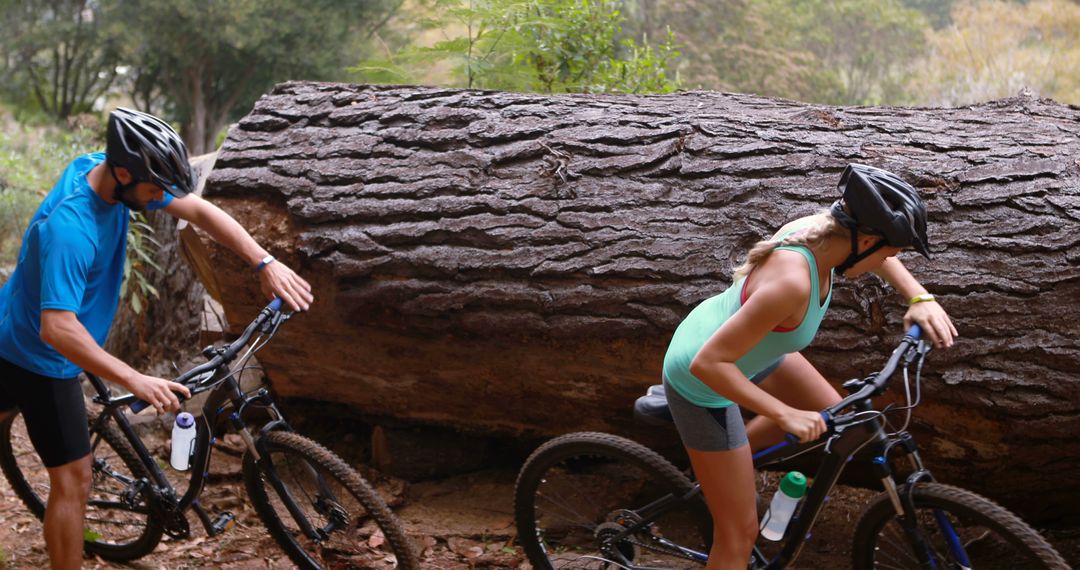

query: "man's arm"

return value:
[873, 257, 958, 348]
[164, 194, 313, 311]
[39, 310, 190, 414]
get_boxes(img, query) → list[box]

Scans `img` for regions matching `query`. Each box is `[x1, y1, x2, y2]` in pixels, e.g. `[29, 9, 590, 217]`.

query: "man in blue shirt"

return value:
[0, 108, 313, 569]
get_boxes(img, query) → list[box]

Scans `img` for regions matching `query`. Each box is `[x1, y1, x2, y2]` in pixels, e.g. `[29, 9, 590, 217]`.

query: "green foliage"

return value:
[121, 212, 161, 315]
[0, 0, 120, 118]
[84, 528, 104, 542]
[908, 0, 1080, 106]
[0, 107, 160, 312]
[902, 0, 957, 28]
[620, 0, 931, 105]
[710, 0, 929, 105]
[0, 110, 102, 270]
[113, 0, 402, 154]
[353, 0, 680, 94]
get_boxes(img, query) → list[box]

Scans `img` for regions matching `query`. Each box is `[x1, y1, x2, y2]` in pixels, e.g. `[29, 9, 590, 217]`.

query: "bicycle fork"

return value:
[233, 391, 340, 543]
[876, 431, 972, 570]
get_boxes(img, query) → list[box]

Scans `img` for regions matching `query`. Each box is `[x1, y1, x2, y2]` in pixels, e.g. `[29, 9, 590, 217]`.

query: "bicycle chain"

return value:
[624, 533, 701, 563]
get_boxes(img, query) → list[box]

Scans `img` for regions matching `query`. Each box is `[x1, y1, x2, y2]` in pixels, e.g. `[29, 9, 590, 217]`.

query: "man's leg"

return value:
[9, 369, 93, 570]
[44, 453, 92, 570]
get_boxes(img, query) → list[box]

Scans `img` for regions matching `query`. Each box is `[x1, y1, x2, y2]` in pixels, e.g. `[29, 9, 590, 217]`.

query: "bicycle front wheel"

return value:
[0, 411, 163, 561]
[852, 482, 1069, 569]
[514, 432, 711, 570]
[242, 430, 418, 569]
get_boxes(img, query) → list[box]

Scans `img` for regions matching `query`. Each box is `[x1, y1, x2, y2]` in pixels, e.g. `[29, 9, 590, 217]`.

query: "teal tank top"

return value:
[662, 242, 833, 408]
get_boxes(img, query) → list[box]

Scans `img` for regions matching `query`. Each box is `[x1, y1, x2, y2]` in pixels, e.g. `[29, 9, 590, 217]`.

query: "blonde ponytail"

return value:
[732, 211, 845, 281]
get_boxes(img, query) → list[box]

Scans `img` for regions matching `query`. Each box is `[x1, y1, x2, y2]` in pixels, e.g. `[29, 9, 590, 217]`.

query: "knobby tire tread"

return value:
[243, 430, 419, 570]
[513, 431, 710, 570]
[852, 482, 1069, 570]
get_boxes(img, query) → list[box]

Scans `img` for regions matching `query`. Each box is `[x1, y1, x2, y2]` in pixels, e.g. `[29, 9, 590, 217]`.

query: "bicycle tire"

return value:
[514, 431, 712, 570]
[852, 482, 1070, 570]
[242, 430, 419, 570]
[0, 411, 164, 561]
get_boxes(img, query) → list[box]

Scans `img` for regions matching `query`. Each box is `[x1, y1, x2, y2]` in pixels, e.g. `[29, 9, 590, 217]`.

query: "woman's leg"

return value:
[689, 444, 758, 570]
[746, 352, 841, 452]
[663, 377, 759, 569]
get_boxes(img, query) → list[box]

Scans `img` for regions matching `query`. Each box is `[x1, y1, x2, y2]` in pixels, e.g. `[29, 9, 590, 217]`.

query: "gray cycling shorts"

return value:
[663, 356, 784, 452]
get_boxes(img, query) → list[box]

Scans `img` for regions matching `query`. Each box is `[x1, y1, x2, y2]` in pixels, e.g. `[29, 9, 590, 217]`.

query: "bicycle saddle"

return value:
[633, 384, 674, 426]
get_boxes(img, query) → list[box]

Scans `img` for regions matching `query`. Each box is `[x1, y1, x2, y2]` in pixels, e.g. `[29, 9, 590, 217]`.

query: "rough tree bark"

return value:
[183, 81, 1079, 521]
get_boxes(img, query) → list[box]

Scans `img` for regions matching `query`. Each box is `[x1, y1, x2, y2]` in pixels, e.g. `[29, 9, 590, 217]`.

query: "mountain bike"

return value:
[0, 298, 419, 569]
[513, 325, 1070, 569]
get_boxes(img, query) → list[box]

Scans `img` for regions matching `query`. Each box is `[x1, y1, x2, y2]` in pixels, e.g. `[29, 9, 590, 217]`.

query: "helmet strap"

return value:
[108, 164, 138, 202]
[836, 228, 886, 274]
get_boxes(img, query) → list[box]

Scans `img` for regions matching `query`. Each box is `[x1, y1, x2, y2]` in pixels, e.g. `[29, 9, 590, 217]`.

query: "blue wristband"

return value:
[255, 255, 275, 273]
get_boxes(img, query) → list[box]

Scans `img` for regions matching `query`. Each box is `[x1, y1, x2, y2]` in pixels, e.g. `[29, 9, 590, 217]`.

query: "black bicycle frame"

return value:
[748, 414, 889, 569]
[598, 414, 898, 569]
[85, 367, 300, 538]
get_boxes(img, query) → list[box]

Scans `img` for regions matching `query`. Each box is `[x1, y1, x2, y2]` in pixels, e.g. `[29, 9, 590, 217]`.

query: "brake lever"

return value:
[258, 309, 293, 334]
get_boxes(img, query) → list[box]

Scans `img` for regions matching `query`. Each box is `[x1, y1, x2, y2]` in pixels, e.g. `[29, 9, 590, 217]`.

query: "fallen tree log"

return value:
[182, 81, 1080, 521]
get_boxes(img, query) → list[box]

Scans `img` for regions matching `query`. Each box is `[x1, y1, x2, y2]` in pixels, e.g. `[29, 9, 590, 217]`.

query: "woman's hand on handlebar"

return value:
[127, 374, 191, 415]
[903, 301, 957, 349]
[775, 407, 828, 444]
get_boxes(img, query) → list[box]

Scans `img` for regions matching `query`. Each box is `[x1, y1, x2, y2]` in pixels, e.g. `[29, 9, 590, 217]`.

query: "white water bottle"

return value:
[170, 412, 196, 471]
[760, 471, 807, 541]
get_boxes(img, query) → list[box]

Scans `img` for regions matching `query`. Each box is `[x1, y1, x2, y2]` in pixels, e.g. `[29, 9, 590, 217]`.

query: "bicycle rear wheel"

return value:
[852, 482, 1069, 569]
[242, 430, 418, 569]
[514, 432, 711, 570]
[0, 411, 163, 561]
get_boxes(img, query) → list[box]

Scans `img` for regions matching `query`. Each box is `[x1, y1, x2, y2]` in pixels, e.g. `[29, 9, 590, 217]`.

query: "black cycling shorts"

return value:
[0, 356, 91, 468]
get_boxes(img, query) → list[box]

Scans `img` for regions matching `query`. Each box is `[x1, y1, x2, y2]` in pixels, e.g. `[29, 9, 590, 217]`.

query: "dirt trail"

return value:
[1, 418, 1075, 569]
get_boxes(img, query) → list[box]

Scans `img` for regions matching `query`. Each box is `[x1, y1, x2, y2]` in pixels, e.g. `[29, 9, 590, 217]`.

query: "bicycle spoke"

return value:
[855, 484, 1066, 569]
[245, 432, 411, 569]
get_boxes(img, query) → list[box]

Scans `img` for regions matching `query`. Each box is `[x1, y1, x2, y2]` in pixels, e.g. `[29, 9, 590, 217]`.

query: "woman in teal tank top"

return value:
[663, 165, 958, 569]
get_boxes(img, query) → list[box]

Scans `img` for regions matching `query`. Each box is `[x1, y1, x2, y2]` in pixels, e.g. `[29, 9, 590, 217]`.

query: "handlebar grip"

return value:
[131, 391, 189, 414]
[906, 324, 923, 340]
[781, 412, 832, 444]
[268, 297, 283, 311]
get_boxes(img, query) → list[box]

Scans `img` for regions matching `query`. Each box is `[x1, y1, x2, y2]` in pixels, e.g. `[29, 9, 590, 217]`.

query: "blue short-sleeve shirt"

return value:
[0, 152, 172, 378]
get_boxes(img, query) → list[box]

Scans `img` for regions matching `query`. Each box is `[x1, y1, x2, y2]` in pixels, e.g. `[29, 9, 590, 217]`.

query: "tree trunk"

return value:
[184, 81, 1080, 522]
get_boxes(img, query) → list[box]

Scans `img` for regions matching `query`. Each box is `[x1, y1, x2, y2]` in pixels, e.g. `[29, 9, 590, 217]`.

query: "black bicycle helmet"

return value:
[106, 107, 194, 198]
[829, 164, 929, 273]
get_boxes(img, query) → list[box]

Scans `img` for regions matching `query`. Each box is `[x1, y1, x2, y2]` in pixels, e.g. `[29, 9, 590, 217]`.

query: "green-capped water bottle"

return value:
[760, 471, 807, 541]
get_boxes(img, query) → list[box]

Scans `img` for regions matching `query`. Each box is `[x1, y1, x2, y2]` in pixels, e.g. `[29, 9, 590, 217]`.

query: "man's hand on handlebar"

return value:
[258, 262, 313, 312]
[127, 373, 191, 415]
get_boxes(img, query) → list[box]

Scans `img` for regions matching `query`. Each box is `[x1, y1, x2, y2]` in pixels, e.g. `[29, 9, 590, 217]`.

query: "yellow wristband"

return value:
[908, 293, 936, 305]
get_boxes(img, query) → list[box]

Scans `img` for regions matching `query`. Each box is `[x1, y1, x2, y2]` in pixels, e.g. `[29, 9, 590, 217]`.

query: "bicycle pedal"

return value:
[211, 511, 236, 534]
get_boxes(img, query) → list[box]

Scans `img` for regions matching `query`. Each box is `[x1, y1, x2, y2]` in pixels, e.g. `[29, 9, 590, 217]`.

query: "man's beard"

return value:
[116, 185, 148, 211]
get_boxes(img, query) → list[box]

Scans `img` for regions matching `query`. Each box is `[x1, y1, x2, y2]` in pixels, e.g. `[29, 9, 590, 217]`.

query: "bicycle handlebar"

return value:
[130, 298, 287, 414]
[763, 325, 925, 454]
[821, 325, 922, 423]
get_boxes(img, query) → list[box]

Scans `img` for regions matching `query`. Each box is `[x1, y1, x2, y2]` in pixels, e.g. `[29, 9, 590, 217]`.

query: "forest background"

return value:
[1, 0, 1079, 314]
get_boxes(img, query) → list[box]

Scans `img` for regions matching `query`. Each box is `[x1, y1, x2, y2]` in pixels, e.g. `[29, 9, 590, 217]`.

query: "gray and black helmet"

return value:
[106, 107, 194, 198]
[829, 164, 929, 272]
